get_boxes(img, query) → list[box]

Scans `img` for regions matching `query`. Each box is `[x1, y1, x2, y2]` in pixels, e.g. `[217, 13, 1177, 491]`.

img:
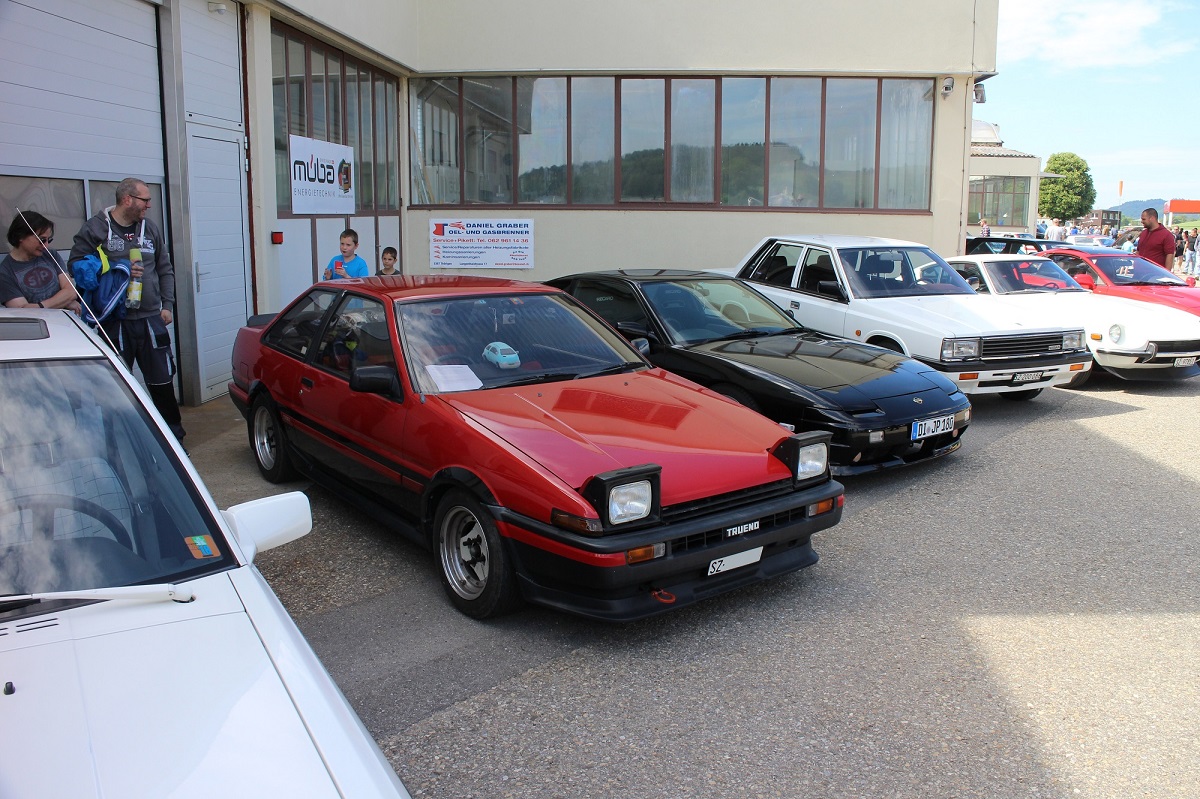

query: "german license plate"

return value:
[1175, 356, 1197, 367]
[911, 414, 955, 440]
[708, 546, 763, 576]
[1012, 371, 1043, 383]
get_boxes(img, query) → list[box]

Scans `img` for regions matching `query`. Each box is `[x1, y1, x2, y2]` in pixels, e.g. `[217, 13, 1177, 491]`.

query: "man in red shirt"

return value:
[1136, 208, 1176, 271]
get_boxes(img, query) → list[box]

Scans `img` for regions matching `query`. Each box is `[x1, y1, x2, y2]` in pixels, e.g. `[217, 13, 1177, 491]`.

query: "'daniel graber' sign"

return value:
[430, 219, 534, 270]
[290, 134, 355, 215]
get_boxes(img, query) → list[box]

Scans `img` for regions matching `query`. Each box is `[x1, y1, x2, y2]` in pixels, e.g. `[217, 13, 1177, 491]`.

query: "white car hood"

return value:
[860, 294, 1074, 338]
[983, 291, 1200, 343]
[0, 575, 341, 799]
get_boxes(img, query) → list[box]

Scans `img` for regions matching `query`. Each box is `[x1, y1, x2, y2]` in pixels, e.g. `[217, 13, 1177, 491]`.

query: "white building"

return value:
[968, 119, 1042, 236]
[0, 0, 999, 403]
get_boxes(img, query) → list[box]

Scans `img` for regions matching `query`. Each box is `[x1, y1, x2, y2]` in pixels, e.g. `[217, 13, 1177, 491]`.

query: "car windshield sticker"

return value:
[185, 535, 219, 559]
[426, 364, 484, 391]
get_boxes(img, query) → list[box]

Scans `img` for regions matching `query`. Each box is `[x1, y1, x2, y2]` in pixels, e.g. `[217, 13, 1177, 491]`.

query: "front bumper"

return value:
[919, 352, 1093, 395]
[1093, 342, 1200, 381]
[494, 478, 844, 621]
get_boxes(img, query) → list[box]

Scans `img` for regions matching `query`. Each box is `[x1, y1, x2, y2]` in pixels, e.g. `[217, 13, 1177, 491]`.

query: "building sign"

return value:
[430, 219, 534, 270]
[290, 134, 355, 215]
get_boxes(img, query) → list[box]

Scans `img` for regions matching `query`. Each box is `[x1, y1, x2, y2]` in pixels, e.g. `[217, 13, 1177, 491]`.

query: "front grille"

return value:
[1153, 338, 1200, 353]
[660, 478, 799, 524]
[981, 333, 1073, 361]
[670, 504, 808, 555]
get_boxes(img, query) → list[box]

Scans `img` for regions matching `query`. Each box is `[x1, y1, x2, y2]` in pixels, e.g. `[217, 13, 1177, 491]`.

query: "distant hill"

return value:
[1113, 199, 1164, 216]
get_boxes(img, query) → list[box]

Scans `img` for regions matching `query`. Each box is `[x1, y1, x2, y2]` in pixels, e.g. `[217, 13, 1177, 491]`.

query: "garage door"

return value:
[0, 0, 164, 181]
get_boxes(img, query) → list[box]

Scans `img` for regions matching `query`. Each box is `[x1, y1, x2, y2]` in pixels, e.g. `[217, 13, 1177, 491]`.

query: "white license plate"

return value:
[911, 414, 955, 440]
[708, 546, 764, 576]
[1012, 371, 1043, 383]
[1175, 356, 1197, 367]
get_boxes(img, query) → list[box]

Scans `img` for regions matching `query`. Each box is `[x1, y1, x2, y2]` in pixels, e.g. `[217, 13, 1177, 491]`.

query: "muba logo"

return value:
[293, 154, 338, 185]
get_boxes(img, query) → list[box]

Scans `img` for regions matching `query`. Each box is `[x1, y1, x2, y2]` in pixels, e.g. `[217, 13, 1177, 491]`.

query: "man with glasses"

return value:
[69, 177, 185, 443]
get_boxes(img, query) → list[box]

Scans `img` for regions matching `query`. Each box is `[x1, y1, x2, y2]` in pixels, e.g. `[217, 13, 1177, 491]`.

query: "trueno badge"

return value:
[725, 520, 760, 537]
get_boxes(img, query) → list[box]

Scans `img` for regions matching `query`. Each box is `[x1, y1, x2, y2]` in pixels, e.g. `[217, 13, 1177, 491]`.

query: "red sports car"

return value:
[229, 276, 843, 621]
[1042, 246, 1200, 317]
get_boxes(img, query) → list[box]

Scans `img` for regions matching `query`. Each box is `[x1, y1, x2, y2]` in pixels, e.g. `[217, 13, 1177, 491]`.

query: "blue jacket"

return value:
[72, 252, 131, 326]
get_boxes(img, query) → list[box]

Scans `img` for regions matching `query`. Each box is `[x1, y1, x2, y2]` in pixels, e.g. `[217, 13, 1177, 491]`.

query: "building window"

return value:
[410, 75, 934, 212]
[270, 23, 400, 215]
[968, 175, 1030, 226]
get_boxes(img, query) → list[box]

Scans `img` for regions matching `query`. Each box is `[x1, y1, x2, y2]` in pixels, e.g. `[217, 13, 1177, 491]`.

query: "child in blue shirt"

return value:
[323, 228, 369, 280]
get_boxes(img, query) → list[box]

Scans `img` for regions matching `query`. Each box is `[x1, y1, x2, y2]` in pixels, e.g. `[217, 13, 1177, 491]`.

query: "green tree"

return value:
[1038, 152, 1097, 221]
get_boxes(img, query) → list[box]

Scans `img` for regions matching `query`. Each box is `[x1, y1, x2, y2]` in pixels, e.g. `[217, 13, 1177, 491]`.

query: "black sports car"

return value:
[548, 270, 972, 476]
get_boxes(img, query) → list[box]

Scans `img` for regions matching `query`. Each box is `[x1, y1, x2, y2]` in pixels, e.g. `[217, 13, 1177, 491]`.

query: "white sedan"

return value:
[947, 254, 1200, 381]
[727, 235, 1092, 400]
[0, 310, 409, 798]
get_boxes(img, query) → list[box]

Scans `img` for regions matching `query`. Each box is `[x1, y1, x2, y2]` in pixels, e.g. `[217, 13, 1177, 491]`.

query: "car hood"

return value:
[859, 294, 1072, 338]
[986, 292, 1200, 341]
[687, 332, 954, 407]
[1102, 285, 1200, 317]
[441, 370, 796, 503]
[0, 575, 342, 799]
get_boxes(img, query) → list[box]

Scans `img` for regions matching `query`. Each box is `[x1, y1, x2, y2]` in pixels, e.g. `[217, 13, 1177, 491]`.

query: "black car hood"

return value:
[688, 331, 951, 407]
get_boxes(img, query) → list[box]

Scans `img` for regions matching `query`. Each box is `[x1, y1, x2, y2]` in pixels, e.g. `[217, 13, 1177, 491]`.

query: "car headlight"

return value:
[941, 338, 980, 361]
[1063, 331, 1085, 350]
[1108, 324, 1123, 344]
[795, 443, 828, 478]
[608, 480, 652, 524]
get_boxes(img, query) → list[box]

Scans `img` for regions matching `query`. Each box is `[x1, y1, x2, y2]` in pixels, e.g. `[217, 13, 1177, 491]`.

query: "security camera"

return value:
[940, 77, 955, 96]
[973, 83, 986, 103]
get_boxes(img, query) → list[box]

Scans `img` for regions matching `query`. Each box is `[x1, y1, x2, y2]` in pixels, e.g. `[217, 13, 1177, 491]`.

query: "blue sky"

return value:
[982, 0, 1200, 209]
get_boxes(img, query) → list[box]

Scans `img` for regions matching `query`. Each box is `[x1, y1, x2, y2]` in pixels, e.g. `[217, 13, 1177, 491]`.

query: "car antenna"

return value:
[15, 207, 119, 351]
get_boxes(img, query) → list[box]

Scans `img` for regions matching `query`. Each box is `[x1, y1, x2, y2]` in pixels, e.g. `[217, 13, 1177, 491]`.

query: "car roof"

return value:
[948, 254, 1052, 264]
[1041, 245, 1128, 256]
[0, 309, 107, 362]
[552, 269, 731, 283]
[323, 274, 562, 302]
[761, 234, 927, 248]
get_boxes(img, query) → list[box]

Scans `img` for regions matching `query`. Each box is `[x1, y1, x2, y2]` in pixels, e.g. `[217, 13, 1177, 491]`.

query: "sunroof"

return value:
[0, 317, 50, 341]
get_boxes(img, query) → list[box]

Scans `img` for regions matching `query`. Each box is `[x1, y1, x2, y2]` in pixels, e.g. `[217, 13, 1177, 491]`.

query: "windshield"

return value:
[639, 279, 799, 345]
[0, 359, 230, 600]
[982, 259, 1084, 293]
[397, 293, 646, 393]
[839, 247, 975, 298]
[1091, 255, 1188, 286]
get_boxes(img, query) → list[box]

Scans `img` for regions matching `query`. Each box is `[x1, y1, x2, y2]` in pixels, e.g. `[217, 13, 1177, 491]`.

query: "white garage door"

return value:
[0, 0, 164, 181]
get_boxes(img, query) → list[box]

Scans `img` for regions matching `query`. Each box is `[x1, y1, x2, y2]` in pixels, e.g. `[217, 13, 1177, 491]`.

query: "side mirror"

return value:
[1188, 277, 1198, 288]
[817, 280, 846, 301]
[350, 364, 400, 396]
[965, 275, 980, 289]
[616, 321, 654, 340]
[630, 337, 650, 355]
[1074, 274, 1095, 290]
[222, 491, 312, 563]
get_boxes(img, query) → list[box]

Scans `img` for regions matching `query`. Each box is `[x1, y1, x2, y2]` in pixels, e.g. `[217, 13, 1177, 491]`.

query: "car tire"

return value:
[714, 384, 761, 413]
[867, 337, 904, 354]
[1064, 369, 1092, 389]
[1000, 388, 1043, 401]
[435, 489, 522, 619]
[250, 394, 299, 483]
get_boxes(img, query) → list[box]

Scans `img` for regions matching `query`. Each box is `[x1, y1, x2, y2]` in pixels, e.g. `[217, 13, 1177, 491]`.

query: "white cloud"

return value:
[998, 0, 1195, 69]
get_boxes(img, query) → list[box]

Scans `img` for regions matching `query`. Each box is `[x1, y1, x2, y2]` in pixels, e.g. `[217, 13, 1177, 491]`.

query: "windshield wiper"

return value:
[0, 584, 195, 612]
[714, 327, 806, 342]
[573, 362, 643, 379]
[501, 370, 583, 387]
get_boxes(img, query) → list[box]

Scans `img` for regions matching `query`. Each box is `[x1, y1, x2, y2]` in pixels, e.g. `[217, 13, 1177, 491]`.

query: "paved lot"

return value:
[185, 372, 1200, 798]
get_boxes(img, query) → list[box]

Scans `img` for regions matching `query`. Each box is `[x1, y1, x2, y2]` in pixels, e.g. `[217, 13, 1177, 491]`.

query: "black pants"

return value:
[101, 315, 186, 440]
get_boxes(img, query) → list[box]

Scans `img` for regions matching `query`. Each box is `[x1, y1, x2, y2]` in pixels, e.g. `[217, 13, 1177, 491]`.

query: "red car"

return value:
[1042, 246, 1200, 317]
[229, 276, 843, 621]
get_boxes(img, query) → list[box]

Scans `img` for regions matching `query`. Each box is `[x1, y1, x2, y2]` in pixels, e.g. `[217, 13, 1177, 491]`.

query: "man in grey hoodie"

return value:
[69, 177, 184, 442]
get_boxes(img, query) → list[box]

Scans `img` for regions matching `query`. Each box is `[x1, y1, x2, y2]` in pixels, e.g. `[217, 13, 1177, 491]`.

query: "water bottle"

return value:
[126, 247, 143, 309]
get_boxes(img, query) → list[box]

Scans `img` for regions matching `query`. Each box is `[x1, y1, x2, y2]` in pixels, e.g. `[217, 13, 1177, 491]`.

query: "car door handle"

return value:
[301, 377, 314, 388]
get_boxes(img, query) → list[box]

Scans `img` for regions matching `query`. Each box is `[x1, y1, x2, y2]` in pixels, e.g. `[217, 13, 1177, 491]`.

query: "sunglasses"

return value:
[39, 235, 54, 244]
[132, 195, 152, 204]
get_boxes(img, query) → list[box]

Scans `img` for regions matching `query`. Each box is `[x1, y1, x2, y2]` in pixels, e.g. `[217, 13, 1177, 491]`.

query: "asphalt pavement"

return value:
[184, 372, 1200, 799]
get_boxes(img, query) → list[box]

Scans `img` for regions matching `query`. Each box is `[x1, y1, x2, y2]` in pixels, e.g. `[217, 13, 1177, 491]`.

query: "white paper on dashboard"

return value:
[425, 364, 483, 391]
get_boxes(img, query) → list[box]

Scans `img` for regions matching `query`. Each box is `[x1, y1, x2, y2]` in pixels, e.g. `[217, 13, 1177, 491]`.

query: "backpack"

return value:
[71, 250, 131, 326]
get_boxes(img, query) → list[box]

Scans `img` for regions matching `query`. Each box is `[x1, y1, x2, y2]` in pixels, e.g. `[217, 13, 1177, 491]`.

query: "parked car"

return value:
[0, 310, 410, 799]
[727, 235, 1091, 400]
[1041, 246, 1200, 316]
[546, 270, 971, 475]
[964, 236, 1064, 256]
[229, 276, 844, 621]
[947, 254, 1200, 380]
